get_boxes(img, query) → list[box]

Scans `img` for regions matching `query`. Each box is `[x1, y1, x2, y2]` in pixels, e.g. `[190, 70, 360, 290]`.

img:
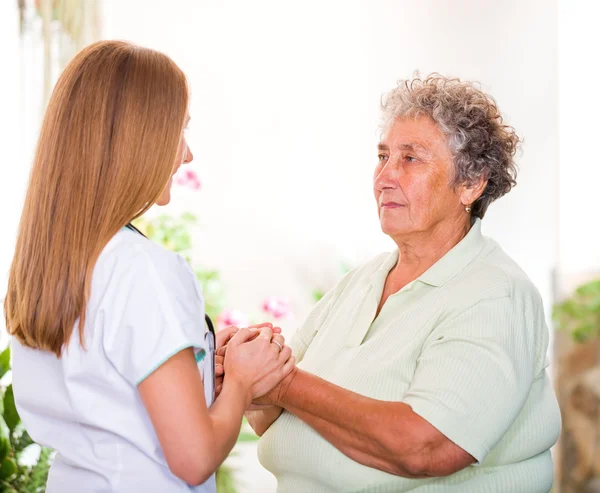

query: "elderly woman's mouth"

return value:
[381, 202, 405, 209]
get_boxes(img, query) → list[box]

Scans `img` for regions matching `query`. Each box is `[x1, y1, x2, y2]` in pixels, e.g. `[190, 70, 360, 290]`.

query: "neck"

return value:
[391, 215, 473, 281]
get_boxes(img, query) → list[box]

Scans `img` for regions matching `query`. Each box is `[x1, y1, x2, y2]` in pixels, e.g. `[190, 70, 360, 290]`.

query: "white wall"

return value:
[558, 0, 600, 279]
[101, 1, 557, 491]
[102, 0, 557, 324]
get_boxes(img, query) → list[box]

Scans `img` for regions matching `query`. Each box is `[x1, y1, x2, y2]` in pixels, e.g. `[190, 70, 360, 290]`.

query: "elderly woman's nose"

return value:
[374, 164, 399, 190]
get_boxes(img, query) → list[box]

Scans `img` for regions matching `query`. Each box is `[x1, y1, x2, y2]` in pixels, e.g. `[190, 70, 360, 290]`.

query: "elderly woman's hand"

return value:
[253, 363, 299, 407]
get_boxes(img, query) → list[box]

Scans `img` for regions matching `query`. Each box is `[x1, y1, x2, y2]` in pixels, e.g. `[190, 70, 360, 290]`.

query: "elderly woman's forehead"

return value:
[380, 117, 447, 149]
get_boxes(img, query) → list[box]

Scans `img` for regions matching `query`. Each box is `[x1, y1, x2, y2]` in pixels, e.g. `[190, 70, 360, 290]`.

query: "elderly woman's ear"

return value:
[460, 177, 488, 211]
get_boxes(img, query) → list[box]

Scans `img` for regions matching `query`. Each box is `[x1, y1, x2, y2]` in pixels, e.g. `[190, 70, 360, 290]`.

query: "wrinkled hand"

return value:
[252, 364, 298, 407]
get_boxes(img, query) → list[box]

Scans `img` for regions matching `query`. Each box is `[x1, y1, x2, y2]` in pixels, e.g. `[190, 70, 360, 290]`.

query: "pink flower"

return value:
[261, 297, 291, 319]
[216, 309, 249, 330]
[174, 169, 201, 191]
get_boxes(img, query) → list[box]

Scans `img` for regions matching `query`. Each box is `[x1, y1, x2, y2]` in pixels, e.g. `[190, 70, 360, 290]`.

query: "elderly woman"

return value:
[246, 75, 561, 492]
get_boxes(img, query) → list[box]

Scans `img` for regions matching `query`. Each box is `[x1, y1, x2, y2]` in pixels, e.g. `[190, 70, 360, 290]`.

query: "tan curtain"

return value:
[29, 0, 102, 106]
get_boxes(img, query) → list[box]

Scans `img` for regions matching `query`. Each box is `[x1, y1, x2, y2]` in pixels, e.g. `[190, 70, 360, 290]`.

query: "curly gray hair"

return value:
[381, 74, 520, 219]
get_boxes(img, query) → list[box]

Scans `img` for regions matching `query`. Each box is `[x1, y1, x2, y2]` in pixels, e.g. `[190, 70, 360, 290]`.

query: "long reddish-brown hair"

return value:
[4, 40, 188, 356]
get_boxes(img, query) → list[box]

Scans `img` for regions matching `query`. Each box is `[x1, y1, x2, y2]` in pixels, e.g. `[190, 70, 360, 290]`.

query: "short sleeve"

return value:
[402, 295, 535, 463]
[102, 247, 207, 386]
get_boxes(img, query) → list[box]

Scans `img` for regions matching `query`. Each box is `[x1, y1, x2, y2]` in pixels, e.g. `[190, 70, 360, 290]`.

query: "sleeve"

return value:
[103, 248, 207, 386]
[402, 295, 535, 463]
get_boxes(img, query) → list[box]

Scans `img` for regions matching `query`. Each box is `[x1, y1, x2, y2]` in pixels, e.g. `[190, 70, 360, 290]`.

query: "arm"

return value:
[213, 325, 284, 437]
[257, 295, 535, 478]
[139, 326, 294, 486]
[259, 368, 474, 477]
[139, 348, 250, 486]
[246, 274, 353, 436]
[245, 406, 284, 437]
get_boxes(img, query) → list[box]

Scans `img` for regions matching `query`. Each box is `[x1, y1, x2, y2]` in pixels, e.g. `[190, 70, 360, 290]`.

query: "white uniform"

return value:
[11, 228, 215, 493]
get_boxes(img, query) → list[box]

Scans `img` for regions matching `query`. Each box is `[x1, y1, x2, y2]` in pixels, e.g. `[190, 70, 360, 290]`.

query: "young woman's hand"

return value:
[216, 323, 282, 356]
[224, 326, 295, 403]
[214, 323, 283, 398]
[215, 325, 240, 353]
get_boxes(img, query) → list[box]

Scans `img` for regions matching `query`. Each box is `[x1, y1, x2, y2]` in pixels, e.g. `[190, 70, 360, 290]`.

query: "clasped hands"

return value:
[213, 323, 297, 408]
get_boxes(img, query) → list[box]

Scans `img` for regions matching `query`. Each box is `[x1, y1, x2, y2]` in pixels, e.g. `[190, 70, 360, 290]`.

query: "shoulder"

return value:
[448, 237, 544, 313]
[95, 229, 198, 297]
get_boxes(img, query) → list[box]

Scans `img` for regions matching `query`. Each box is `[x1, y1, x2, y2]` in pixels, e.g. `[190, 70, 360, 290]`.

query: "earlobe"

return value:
[461, 178, 487, 206]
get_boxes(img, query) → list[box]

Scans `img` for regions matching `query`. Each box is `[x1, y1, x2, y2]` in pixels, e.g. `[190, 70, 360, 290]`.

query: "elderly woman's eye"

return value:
[405, 155, 418, 163]
[378, 154, 388, 162]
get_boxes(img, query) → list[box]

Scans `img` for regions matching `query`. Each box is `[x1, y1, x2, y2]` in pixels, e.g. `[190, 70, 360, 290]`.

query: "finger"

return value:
[245, 328, 261, 341]
[272, 326, 282, 334]
[280, 355, 296, 378]
[247, 322, 273, 330]
[215, 364, 224, 377]
[228, 327, 256, 347]
[216, 325, 239, 349]
[256, 326, 274, 342]
[216, 346, 227, 357]
[278, 345, 292, 364]
[216, 355, 224, 365]
[272, 334, 285, 347]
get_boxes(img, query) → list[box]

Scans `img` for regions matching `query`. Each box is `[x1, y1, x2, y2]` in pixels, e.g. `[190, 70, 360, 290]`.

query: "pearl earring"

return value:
[465, 205, 472, 213]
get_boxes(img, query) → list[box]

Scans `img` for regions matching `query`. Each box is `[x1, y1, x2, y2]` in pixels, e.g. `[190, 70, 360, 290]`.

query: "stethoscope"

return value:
[125, 222, 217, 405]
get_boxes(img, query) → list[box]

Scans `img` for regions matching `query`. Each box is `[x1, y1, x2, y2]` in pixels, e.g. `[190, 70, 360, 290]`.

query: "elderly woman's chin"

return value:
[378, 209, 410, 237]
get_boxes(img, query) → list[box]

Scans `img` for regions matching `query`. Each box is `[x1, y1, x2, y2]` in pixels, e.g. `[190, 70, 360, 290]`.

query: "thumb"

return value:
[216, 325, 239, 349]
[254, 325, 274, 342]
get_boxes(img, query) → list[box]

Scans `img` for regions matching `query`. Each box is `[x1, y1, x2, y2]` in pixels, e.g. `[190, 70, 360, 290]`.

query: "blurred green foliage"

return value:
[553, 279, 600, 342]
[134, 214, 225, 320]
[0, 347, 52, 493]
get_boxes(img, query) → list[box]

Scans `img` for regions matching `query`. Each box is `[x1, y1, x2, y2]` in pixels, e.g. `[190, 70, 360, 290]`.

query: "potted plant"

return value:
[553, 279, 600, 493]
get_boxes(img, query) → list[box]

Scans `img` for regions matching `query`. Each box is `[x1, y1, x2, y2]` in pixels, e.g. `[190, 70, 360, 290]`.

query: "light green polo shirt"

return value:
[258, 219, 561, 493]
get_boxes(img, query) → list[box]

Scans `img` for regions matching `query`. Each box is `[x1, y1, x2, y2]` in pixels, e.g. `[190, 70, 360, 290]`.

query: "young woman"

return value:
[4, 40, 294, 493]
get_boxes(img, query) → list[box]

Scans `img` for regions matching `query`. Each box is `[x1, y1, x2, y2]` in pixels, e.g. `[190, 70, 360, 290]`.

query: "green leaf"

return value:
[0, 348, 11, 380]
[0, 457, 17, 481]
[216, 462, 238, 493]
[3, 386, 20, 434]
[0, 415, 11, 462]
[553, 278, 600, 342]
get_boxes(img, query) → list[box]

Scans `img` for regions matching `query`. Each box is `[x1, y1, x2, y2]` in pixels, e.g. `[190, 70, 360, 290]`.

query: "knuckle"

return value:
[237, 327, 250, 337]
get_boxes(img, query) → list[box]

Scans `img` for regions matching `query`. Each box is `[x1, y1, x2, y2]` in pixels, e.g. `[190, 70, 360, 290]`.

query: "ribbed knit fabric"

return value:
[258, 219, 561, 493]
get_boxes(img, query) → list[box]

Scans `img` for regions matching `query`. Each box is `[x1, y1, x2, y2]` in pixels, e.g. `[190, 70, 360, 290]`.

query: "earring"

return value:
[465, 205, 472, 213]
